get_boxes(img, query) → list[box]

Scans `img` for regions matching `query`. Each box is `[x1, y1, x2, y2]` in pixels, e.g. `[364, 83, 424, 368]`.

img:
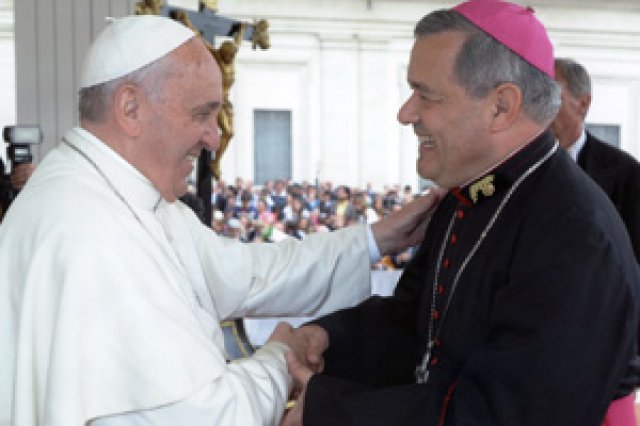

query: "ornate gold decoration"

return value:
[252, 19, 271, 50]
[201, 0, 218, 12]
[469, 175, 495, 203]
[135, 0, 163, 16]
[208, 24, 246, 180]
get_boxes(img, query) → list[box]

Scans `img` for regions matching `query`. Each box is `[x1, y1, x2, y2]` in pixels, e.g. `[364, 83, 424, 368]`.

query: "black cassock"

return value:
[305, 131, 640, 426]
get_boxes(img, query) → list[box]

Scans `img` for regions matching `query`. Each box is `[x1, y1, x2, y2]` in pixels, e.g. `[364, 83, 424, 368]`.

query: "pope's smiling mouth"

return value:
[418, 134, 435, 148]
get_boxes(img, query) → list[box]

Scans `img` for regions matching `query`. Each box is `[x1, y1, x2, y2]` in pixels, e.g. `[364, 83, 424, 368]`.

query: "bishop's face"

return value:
[143, 39, 222, 202]
[397, 31, 496, 189]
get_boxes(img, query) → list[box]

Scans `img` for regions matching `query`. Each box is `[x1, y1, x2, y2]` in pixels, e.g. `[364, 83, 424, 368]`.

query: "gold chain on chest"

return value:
[415, 142, 558, 384]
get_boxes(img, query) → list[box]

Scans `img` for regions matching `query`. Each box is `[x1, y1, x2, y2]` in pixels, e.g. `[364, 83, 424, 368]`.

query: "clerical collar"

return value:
[566, 128, 587, 162]
[451, 130, 556, 206]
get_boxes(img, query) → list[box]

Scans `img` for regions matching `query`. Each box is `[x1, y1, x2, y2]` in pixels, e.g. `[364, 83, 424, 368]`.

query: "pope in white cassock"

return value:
[0, 15, 437, 426]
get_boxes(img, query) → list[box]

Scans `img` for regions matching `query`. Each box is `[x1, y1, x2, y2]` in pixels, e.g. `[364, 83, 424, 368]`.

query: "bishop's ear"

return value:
[488, 83, 522, 132]
[113, 84, 143, 137]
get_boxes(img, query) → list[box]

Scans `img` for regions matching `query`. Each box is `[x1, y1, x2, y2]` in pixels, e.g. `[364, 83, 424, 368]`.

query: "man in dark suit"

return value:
[551, 57, 640, 261]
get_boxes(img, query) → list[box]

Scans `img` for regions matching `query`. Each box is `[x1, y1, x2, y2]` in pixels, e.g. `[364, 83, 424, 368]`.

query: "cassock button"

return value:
[456, 209, 465, 220]
[434, 338, 442, 347]
[433, 309, 440, 320]
[437, 285, 445, 295]
[430, 357, 439, 366]
[443, 258, 450, 269]
[450, 233, 458, 244]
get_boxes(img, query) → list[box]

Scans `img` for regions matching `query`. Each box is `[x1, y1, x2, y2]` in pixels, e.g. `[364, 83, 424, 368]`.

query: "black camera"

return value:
[3, 125, 43, 165]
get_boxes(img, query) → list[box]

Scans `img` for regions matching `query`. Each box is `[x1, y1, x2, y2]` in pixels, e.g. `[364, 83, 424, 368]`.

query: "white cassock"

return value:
[0, 127, 371, 426]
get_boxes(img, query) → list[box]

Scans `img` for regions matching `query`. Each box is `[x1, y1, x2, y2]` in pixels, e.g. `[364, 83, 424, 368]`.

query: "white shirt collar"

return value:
[566, 128, 587, 162]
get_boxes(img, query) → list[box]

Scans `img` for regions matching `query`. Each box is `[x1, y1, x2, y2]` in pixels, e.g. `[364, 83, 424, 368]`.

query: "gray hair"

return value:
[414, 9, 561, 124]
[554, 57, 591, 98]
[78, 54, 174, 123]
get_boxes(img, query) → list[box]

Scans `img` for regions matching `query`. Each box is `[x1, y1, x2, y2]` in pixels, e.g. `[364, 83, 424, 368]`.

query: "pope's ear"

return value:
[488, 83, 522, 132]
[112, 84, 143, 137]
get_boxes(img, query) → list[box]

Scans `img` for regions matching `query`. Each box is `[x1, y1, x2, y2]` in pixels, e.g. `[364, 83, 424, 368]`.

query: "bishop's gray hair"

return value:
[554, 57, 592, 98]
[414, 9, 561, 124]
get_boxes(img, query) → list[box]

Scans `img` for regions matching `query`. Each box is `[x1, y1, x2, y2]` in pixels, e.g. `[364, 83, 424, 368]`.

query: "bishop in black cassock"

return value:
[285, 2, 640, 425]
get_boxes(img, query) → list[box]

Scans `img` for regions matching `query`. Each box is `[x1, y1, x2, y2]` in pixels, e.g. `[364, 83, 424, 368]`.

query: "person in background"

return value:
[211, 177, 228, 213]
[232, 189, 257, 220]
[0, 158, 35, 222]
[0, 158, 10, 221]
[333, 185, 357, 228]
[0, 15, 440, 426]
[551, 57, 640, 261]
[317, 189, 334, 223]
[353, 191, 379, 225]
[283, 2, 640, 425]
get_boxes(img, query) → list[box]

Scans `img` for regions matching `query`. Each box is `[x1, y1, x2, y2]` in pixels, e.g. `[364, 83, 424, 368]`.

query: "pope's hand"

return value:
[268, 322, 308, 371]
[371, 187, 445, 256]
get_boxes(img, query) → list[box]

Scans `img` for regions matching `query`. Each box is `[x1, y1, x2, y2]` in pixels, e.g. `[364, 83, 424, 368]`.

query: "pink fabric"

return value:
[602, 394, 637, 426]
[453, 0, 554, 78]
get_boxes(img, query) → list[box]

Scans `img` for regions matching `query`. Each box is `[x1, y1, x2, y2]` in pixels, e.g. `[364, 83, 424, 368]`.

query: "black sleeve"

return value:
[310, 242, 433, 387]
[312, 296, 419, 387]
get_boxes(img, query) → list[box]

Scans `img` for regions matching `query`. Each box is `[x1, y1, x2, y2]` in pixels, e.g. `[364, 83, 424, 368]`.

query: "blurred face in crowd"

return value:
[549, 68, 591, 149]
[307, 186, 317, 199]
[398, 31, 496, 189]
[292, 197, 304, 212]
[336, 187, 349, 201]
[274, 180, 285, 193]
[142, 39, 221, 201]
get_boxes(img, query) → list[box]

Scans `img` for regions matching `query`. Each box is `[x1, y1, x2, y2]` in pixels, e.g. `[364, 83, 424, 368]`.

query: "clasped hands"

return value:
[273, 188, 445, 425]
[268, 323, 327, 426]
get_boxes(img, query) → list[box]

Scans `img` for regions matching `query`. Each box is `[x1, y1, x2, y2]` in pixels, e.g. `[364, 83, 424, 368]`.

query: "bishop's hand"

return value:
[280, 351, 314, 426]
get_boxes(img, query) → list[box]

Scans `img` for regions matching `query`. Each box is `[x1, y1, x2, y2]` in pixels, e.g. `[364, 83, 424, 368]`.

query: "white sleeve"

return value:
[185, 205, 372, 320]
[90, 342, 291, 426]
[366, 224, 382, 263]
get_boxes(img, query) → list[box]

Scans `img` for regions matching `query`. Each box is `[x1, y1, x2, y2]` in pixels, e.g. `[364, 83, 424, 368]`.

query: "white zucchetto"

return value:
[80, 15, 196, 89]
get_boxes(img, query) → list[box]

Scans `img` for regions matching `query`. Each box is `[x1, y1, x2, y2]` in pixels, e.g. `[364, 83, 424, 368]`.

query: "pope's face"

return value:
[144, 39, 221, 202]
[397, 31, 494, 189]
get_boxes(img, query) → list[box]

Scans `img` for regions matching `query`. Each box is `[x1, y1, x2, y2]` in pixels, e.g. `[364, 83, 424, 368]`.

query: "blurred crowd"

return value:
[191, 177, 427, 270]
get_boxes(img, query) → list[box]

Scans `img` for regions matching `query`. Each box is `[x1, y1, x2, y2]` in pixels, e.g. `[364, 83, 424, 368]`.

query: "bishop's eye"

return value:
[418, 92, 441, 104]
